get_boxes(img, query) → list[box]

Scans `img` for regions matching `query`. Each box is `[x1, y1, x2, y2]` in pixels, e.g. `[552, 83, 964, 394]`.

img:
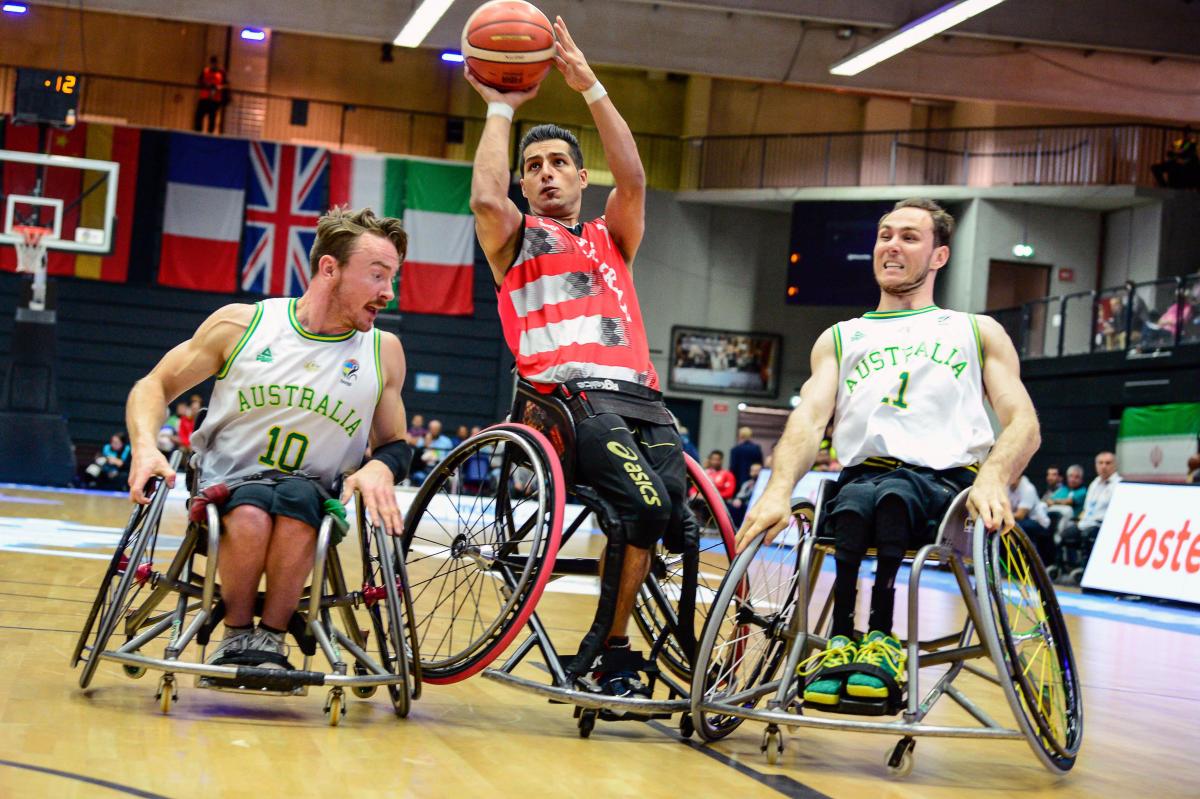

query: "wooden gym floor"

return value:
[0, 483, 1197, 799]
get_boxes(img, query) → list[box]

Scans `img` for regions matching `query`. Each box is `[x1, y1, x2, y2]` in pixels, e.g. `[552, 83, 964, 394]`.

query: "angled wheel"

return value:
[401, 424, 563, 683]
[357, 507, 420, 716]
[974, 523, 1084, 773]
[690, 518, 806, 742]
[633, 453, 737, 682]
[72, 455, 179, 689]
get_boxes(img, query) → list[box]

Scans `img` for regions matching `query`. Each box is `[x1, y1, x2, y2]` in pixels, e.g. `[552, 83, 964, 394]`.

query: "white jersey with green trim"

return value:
[830, 305, 993, 470]
[191, 298, 382, 490]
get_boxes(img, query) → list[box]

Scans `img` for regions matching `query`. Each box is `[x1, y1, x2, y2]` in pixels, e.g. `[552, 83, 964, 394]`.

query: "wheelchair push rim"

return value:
[632, 452, 738, 683]
[975, 522, 1084, 773]
[401, 424, 563, 684]
[356, 505, 419, 715]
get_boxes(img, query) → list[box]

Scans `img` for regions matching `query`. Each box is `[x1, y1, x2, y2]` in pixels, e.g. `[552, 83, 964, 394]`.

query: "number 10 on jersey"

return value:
[258, 426, 309, 472]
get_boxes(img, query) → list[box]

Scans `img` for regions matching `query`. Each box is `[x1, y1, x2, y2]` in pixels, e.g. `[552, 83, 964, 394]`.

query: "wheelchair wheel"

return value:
[632, 453, 737, 682]
[358, 510, 421, 716]
[72, 463, 176, 689]
[974, 524, 1084, 773]
[401, 424, 563, 684]
[690, 521, 805, 742]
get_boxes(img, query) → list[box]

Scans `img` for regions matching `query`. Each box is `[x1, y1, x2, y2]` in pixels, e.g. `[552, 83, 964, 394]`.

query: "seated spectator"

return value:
[85, 432, 131, 490]
[1042, 466, 1063, 503]
[411, 419, 453, 484]
[1046, 464, 1087, 520]
[729, 427, 763, 490]
[407, 413, 427, 443]
[1010, 474, 1054, 567]
[174, 401, 195, 454]
[1055, 452, 1122, 585]
[704, 450, 736, 502]
[728, 462, 763, 527]
[452, 424, 470, 446]
[678, 424, 700, 463]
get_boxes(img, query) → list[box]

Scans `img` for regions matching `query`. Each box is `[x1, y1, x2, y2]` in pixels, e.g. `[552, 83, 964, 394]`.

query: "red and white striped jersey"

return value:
[497, 214, 659, 391]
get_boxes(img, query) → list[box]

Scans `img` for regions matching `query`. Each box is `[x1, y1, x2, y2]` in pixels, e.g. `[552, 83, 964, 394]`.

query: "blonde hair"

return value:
[309, 206, 407, 276]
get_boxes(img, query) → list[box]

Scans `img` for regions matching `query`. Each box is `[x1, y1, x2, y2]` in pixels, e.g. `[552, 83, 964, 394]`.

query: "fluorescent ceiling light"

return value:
[394, 0, 456, 48]
[2, 3, 29, 13]
[240, 27, 267, 41]
[440, 51, 465, 63]
[830, 0, 1006, 76]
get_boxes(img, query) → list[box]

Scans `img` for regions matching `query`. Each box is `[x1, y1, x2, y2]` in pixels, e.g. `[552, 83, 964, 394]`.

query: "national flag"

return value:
[0, 120, 140, 282]
[158, 132, 249, 292]
[1116, 402, 1200, 483]
[398, 159, 475, 316]
[328, 152, 403, 309]
[240, 142, 330, 296]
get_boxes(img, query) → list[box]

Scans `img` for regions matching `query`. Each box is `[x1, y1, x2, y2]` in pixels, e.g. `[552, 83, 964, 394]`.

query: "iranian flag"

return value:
[1115, 402, 1200, 483]
[328, 154, 474, 316]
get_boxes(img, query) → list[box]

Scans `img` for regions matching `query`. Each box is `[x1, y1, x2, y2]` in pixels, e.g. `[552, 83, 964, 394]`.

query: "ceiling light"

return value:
[394, 0, 456, 48]
[830, 0, 1006, 77]
[440, 51, 465, 63]
[240, 27, 267, 41]
[2, 3, 29, 13]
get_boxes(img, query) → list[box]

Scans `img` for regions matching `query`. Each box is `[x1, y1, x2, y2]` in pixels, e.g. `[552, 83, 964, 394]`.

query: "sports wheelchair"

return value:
[400, 380, 737, 738]
[690, 480, 1083, 775]
[70, 450, 422, 725]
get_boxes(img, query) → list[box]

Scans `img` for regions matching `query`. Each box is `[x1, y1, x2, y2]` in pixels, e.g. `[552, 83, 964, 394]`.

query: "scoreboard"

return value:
[13, 67, 80, 127]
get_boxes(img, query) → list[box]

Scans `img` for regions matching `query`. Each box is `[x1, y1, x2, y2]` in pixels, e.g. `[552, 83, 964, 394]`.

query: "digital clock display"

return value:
[14, 68, 81, 127]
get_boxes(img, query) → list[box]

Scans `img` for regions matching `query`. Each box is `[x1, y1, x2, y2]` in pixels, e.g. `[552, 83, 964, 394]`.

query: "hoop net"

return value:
[13, 225, 52, 274]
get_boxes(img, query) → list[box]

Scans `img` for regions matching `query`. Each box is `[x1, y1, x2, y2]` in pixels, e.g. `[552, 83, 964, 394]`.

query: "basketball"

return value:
[461, 0, 556, 92]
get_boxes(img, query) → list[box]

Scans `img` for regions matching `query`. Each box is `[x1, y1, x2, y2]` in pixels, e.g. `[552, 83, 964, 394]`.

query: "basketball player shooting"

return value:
[467, 18, 687, 699]
[736, 199, 1041, 713]
[123, 208, 414, 670]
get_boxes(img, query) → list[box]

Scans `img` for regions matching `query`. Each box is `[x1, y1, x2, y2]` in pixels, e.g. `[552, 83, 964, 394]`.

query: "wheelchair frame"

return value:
[70, 451, 422, 725]
[690, 481, 1083, 775]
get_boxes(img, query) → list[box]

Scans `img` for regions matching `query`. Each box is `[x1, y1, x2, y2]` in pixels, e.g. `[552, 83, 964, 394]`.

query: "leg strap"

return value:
[669, 513, 701, 666]
[566, 487, 626, 678]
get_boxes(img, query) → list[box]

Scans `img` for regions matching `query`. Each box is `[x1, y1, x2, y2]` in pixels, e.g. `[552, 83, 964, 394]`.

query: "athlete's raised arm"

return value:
[342, 331, 409, 535]
[125, 303, 255, 503]
[736, 327, 839, 552]
[553, 17, 645, 267]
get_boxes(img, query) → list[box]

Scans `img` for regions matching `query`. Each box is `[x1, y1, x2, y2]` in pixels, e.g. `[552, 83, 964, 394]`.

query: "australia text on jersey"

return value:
[844, 339, 969, 394]
[235, 383, 365, 438]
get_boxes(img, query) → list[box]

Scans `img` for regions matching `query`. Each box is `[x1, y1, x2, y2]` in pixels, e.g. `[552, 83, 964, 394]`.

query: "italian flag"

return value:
[1116, 402, 1200, 483]
[329, 154, 474, 316]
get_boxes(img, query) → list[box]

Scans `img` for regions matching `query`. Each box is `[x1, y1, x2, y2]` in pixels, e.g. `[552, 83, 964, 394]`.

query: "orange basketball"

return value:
[462, 0, 556, 92]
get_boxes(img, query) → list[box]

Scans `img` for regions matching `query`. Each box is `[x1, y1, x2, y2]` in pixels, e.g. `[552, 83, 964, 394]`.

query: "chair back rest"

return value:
[510, 379, 577, 485]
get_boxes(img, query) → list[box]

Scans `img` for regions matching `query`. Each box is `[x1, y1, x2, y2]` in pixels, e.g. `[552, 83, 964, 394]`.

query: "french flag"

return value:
[158, 133, 249, 293]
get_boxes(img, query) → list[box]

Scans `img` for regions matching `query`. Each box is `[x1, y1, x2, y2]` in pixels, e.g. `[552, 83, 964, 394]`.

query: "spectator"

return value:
[1055, 452, 1122, 585]
[812, 448, 834, 472]
[704, 449, 736, 501]
[425, 420, 453, 462]
[85, 432, 131, 490]
[174, 401, 195, 453]
[1151, 126, 1200, 190]
[1042, 466, 1062, 503]
[1010, 474, 1054, 567]
[407, 413, 427, 443]
[729, 462, 762, 527]
[193, 56, 229, 134]
[452, 424, 470, 446]
[728, 426, 763, 489]
[1046, 464, 1087, 519]
[1187, 453, 1199, 484]
[678, 424, 700, 463]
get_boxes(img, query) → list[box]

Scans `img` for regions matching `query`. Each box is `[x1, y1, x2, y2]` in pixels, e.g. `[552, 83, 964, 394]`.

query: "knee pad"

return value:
[623, 495, 674, 549]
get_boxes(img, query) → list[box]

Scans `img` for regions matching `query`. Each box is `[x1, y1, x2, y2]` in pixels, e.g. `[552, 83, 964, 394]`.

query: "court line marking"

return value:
[0, 758, 175, 798]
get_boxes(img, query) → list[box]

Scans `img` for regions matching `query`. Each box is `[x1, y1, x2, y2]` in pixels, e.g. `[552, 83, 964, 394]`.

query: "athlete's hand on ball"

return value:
[128, 448, 175, 505]
[343, 460, 404, 536]
[735, 489, 794, 553]
[967, 474, 1015, 532]
[463, 66, 540, 108]
[552, 17, 598, 93]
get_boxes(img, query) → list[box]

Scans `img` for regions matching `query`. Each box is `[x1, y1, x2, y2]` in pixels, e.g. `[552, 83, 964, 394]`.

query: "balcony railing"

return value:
[986, 274, 1200, 360]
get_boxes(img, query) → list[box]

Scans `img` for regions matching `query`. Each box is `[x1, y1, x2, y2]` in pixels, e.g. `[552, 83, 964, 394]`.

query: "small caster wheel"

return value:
[785, 704, 801, 732]
[887, 737, 915, 778]
[326, 689, 345, 727]
[762, 726, 784, 765]
[352, 685, 377, 699]
[679, 713, 695, 739]
[156, 675, 177, 715]
[578, 709, 596, 739]
[123, 665, 147, 680]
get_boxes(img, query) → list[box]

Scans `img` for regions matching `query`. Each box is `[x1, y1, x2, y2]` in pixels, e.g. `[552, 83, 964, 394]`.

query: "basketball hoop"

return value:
[13, 224, 52, 274]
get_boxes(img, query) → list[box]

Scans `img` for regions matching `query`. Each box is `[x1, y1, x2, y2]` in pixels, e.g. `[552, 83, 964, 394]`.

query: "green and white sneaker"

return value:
[799, 635, 858, 706]
[846, 630, 905, 699]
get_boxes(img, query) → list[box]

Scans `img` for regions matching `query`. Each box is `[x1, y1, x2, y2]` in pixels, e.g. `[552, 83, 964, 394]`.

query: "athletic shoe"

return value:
[244, 627, 289, 670]
[798, 635, 857, 706]
[592, 640, 651, 699]
[846, 630, 905, 699]
[206, 625, 253, 666]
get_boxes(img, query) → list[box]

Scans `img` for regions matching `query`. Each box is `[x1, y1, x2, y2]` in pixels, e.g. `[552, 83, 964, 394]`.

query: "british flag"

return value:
[240, 142, 330, 296]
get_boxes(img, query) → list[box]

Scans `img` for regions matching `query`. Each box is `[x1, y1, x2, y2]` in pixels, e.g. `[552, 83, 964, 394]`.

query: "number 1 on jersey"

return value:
[258, 425, 309, 472]
[881, 371, 911, 409]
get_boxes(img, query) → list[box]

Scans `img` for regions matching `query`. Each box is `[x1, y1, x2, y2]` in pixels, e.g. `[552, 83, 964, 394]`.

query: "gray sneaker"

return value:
[244, 627, 289, 670]
[207, 625, 253, 665]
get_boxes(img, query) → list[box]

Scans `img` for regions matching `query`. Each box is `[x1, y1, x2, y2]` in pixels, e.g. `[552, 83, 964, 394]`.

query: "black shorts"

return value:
[823, 464, 975, 558]
[224, 477, 325, 531]
[574, 413, 687, 549]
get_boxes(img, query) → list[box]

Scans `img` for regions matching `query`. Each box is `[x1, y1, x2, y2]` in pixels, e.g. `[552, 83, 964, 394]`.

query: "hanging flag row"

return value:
[156, 132, 475, 316]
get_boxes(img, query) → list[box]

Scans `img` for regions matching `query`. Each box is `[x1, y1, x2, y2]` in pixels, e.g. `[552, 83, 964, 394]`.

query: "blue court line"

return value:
[0, 482, 128, 498]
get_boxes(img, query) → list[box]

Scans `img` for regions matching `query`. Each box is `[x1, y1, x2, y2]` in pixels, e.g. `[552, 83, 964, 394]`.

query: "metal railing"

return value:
[986, 274, 1200, 360]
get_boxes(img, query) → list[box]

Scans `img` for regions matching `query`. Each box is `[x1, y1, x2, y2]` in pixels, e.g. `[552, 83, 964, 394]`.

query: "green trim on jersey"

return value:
[832, 324, 843, 365]
[288, 298, 356, 342]
[969, 314, 985, 366]
[862, 305, 939, 320]
[373, 329, 384, 403]
[216, 302, 264, 380]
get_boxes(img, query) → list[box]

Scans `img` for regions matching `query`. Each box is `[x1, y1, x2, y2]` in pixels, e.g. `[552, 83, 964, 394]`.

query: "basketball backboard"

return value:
[0, 148, 118, 255]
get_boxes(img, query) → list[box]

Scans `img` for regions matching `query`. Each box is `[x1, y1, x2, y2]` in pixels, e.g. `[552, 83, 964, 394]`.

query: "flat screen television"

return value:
[668, 325, 782, 398]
